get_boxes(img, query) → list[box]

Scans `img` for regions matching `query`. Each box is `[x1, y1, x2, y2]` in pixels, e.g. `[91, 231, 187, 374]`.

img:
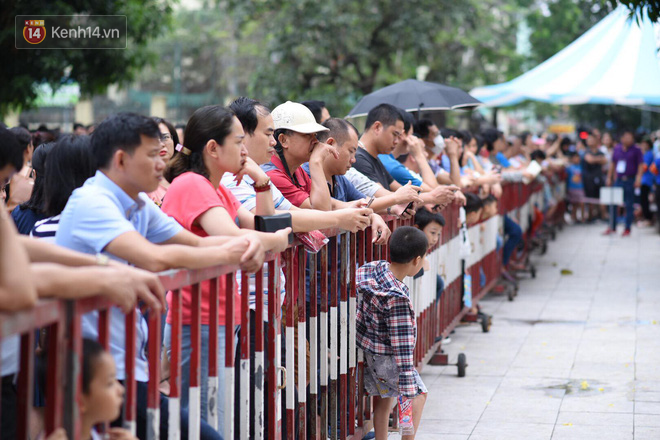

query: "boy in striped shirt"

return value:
[356, 226, 428, 440]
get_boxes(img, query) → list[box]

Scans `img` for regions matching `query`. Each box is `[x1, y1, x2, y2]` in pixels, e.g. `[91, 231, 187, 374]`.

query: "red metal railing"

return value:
[0, 180, 553, 440]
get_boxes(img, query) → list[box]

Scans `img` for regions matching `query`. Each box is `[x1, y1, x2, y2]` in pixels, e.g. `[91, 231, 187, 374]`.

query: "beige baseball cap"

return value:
[271, 101, 329, 134]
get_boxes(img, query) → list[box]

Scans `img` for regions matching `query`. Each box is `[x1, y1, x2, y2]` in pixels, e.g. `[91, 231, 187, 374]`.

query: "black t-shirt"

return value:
[581, 150, 605, 180]
[353, 147, 395, 190]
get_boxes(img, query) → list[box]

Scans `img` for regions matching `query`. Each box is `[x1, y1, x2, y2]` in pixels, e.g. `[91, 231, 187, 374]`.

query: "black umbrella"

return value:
[346, 79, 482, 118]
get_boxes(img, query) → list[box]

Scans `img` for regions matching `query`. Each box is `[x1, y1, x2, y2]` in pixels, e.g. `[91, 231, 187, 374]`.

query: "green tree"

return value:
[225, 0, 530, 115]
[0, 0, 174, 117]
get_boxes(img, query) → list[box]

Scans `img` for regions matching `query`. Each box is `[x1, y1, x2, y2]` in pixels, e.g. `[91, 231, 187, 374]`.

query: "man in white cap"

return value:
[261, 101, 339, 211]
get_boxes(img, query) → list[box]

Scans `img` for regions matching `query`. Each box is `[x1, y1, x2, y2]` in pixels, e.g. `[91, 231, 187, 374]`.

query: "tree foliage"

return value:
[0, 0, 174, 116]
[224, 0, 531, 115]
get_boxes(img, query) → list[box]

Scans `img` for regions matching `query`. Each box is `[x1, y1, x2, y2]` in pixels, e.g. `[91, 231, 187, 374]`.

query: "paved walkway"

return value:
[414, 223, 660, 440]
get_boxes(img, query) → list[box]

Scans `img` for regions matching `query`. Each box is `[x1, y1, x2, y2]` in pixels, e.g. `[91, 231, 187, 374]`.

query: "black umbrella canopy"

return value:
[346, 79, 482, 118]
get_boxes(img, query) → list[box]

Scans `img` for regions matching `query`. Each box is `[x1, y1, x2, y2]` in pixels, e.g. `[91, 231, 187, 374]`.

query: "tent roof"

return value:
[470, 7, 660, 107]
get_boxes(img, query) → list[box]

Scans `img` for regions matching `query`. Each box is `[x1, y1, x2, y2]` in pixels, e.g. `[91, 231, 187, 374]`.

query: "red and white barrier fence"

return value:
[0, 179, 557, 440]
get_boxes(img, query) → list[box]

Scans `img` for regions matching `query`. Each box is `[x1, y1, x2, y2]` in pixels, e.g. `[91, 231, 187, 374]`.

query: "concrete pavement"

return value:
[412, 223, 660, 440]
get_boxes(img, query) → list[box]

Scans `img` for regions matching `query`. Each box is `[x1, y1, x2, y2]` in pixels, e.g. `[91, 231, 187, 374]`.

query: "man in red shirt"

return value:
[261, 101, 339, 210]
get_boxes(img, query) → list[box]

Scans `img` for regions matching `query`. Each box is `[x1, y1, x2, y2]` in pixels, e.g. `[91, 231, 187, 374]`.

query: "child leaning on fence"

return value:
[355, 226, 428, 440]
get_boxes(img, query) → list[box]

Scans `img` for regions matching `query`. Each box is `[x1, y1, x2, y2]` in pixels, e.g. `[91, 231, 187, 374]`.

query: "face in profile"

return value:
[80, 352, 125, 425]
[217, 117, 248, 175]
[245, 112, 276, 165]
[123, 134, 166, 194]
[333, 129, 359, 175]
[381, 120, 404, 154]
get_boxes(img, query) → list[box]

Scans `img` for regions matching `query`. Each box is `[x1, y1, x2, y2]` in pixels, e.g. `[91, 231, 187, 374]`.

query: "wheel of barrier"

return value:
[456, 353, 467, 377]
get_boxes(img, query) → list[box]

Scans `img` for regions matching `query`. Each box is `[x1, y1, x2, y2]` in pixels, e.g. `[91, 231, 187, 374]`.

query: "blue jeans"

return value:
[503, 215, 522, 266]
[164, 324, 232, 429]
[610, 179, 635, 230]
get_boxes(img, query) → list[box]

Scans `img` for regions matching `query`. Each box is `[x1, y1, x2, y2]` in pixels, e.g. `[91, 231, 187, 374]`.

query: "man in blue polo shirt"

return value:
[604, 129, 644, 236]
[56, 112, 268, 439]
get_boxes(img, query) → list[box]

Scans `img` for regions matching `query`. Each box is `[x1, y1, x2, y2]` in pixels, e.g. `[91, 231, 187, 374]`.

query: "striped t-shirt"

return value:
[30, 215, 61, 243]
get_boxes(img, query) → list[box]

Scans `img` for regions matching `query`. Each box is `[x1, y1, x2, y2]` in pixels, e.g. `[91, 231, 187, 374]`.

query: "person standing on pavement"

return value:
[603, 129, 644, 237]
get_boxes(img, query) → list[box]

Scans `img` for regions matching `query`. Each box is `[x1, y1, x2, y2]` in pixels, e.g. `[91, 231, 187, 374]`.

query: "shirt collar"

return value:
[90, 170, 146, 218]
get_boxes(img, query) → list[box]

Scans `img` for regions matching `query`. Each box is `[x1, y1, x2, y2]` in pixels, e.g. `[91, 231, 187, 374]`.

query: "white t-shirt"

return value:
[344, 167, 380, 197]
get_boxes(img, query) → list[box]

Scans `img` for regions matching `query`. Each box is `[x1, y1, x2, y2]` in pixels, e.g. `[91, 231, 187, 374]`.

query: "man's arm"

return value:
[30, 263, 165, 313]
[19, 236, 108, 267]
[307, 143, 337, 211]
[408, 137, 439, 189]
[104, 231, 256, 272]
[0, 203, 37, 311]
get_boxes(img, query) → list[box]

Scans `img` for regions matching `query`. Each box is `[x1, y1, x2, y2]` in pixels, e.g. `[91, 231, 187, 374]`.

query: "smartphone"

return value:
[366, 195, 375, 208]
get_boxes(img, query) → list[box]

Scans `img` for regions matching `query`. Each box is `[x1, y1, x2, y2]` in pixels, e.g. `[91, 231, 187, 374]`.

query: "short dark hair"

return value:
[440, 128, 462, 140]
[0, 126, 25, 171]
[389, 226, 428, 264]
[414, 207, 445, 230]
[73, 122, 85, 131]
[317, 118, 356, 146]
[9, 127, 31, 153]
[301, 100, 326, 123]
[482, 194, 497, 205]
[398, 109, 415, 133]
[474, 134, 485, 154]
[364, 103, 404, 131]
[460, 130, 473, 146]
[230, 97, 271, 136]
[43, 135, 95, 217]
[464, 192, 484, 214]
[414, 119, 435, 138]
[82, 338, 105, 394]
[164, 105, 235, 182]
[530, 149, 546, 162]
[481, 128, 503, 152]
[91, 113, 161, 170]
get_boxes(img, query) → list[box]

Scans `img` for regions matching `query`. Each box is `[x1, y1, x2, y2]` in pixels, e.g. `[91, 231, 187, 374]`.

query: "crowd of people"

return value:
[552, 128, 660, 235]
[1, 98, 658, 440]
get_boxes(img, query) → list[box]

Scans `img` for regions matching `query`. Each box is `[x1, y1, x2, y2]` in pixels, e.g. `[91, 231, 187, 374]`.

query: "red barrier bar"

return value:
[240, 271, 250, 439]
[45, 318, 65, 436]
[208, 277, 219, 430]
[17, 330, 34, 440]
[308, 250, 318, 440]
[297, 245, 307, 440]
[339, 234, 349, 439]
[124, 309, 137, 435]
[169, 288, 182, 438]
[328, 236, 338, 440]
[267, 257, 282, 440]
[284, 248, 295, 440]
[188, 283, 201, 437]
[319, 245, 329, 440]
[254, 268, 265, 440]
[147, 309, 161, 439]
[348, 232, 357, 436]
[355, 230, 365, 430]
[225, 273, 235, 440]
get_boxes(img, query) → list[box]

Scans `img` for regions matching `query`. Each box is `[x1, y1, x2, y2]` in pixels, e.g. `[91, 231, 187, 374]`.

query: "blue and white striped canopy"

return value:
[470, 7, 660, 107]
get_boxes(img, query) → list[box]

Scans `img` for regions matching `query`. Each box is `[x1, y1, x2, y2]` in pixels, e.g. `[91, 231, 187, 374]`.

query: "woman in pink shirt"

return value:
[161, 105, 290, 425]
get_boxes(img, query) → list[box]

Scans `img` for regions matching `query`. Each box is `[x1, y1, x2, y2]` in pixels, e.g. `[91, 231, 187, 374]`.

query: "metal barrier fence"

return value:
[0, 180, 551, 440]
